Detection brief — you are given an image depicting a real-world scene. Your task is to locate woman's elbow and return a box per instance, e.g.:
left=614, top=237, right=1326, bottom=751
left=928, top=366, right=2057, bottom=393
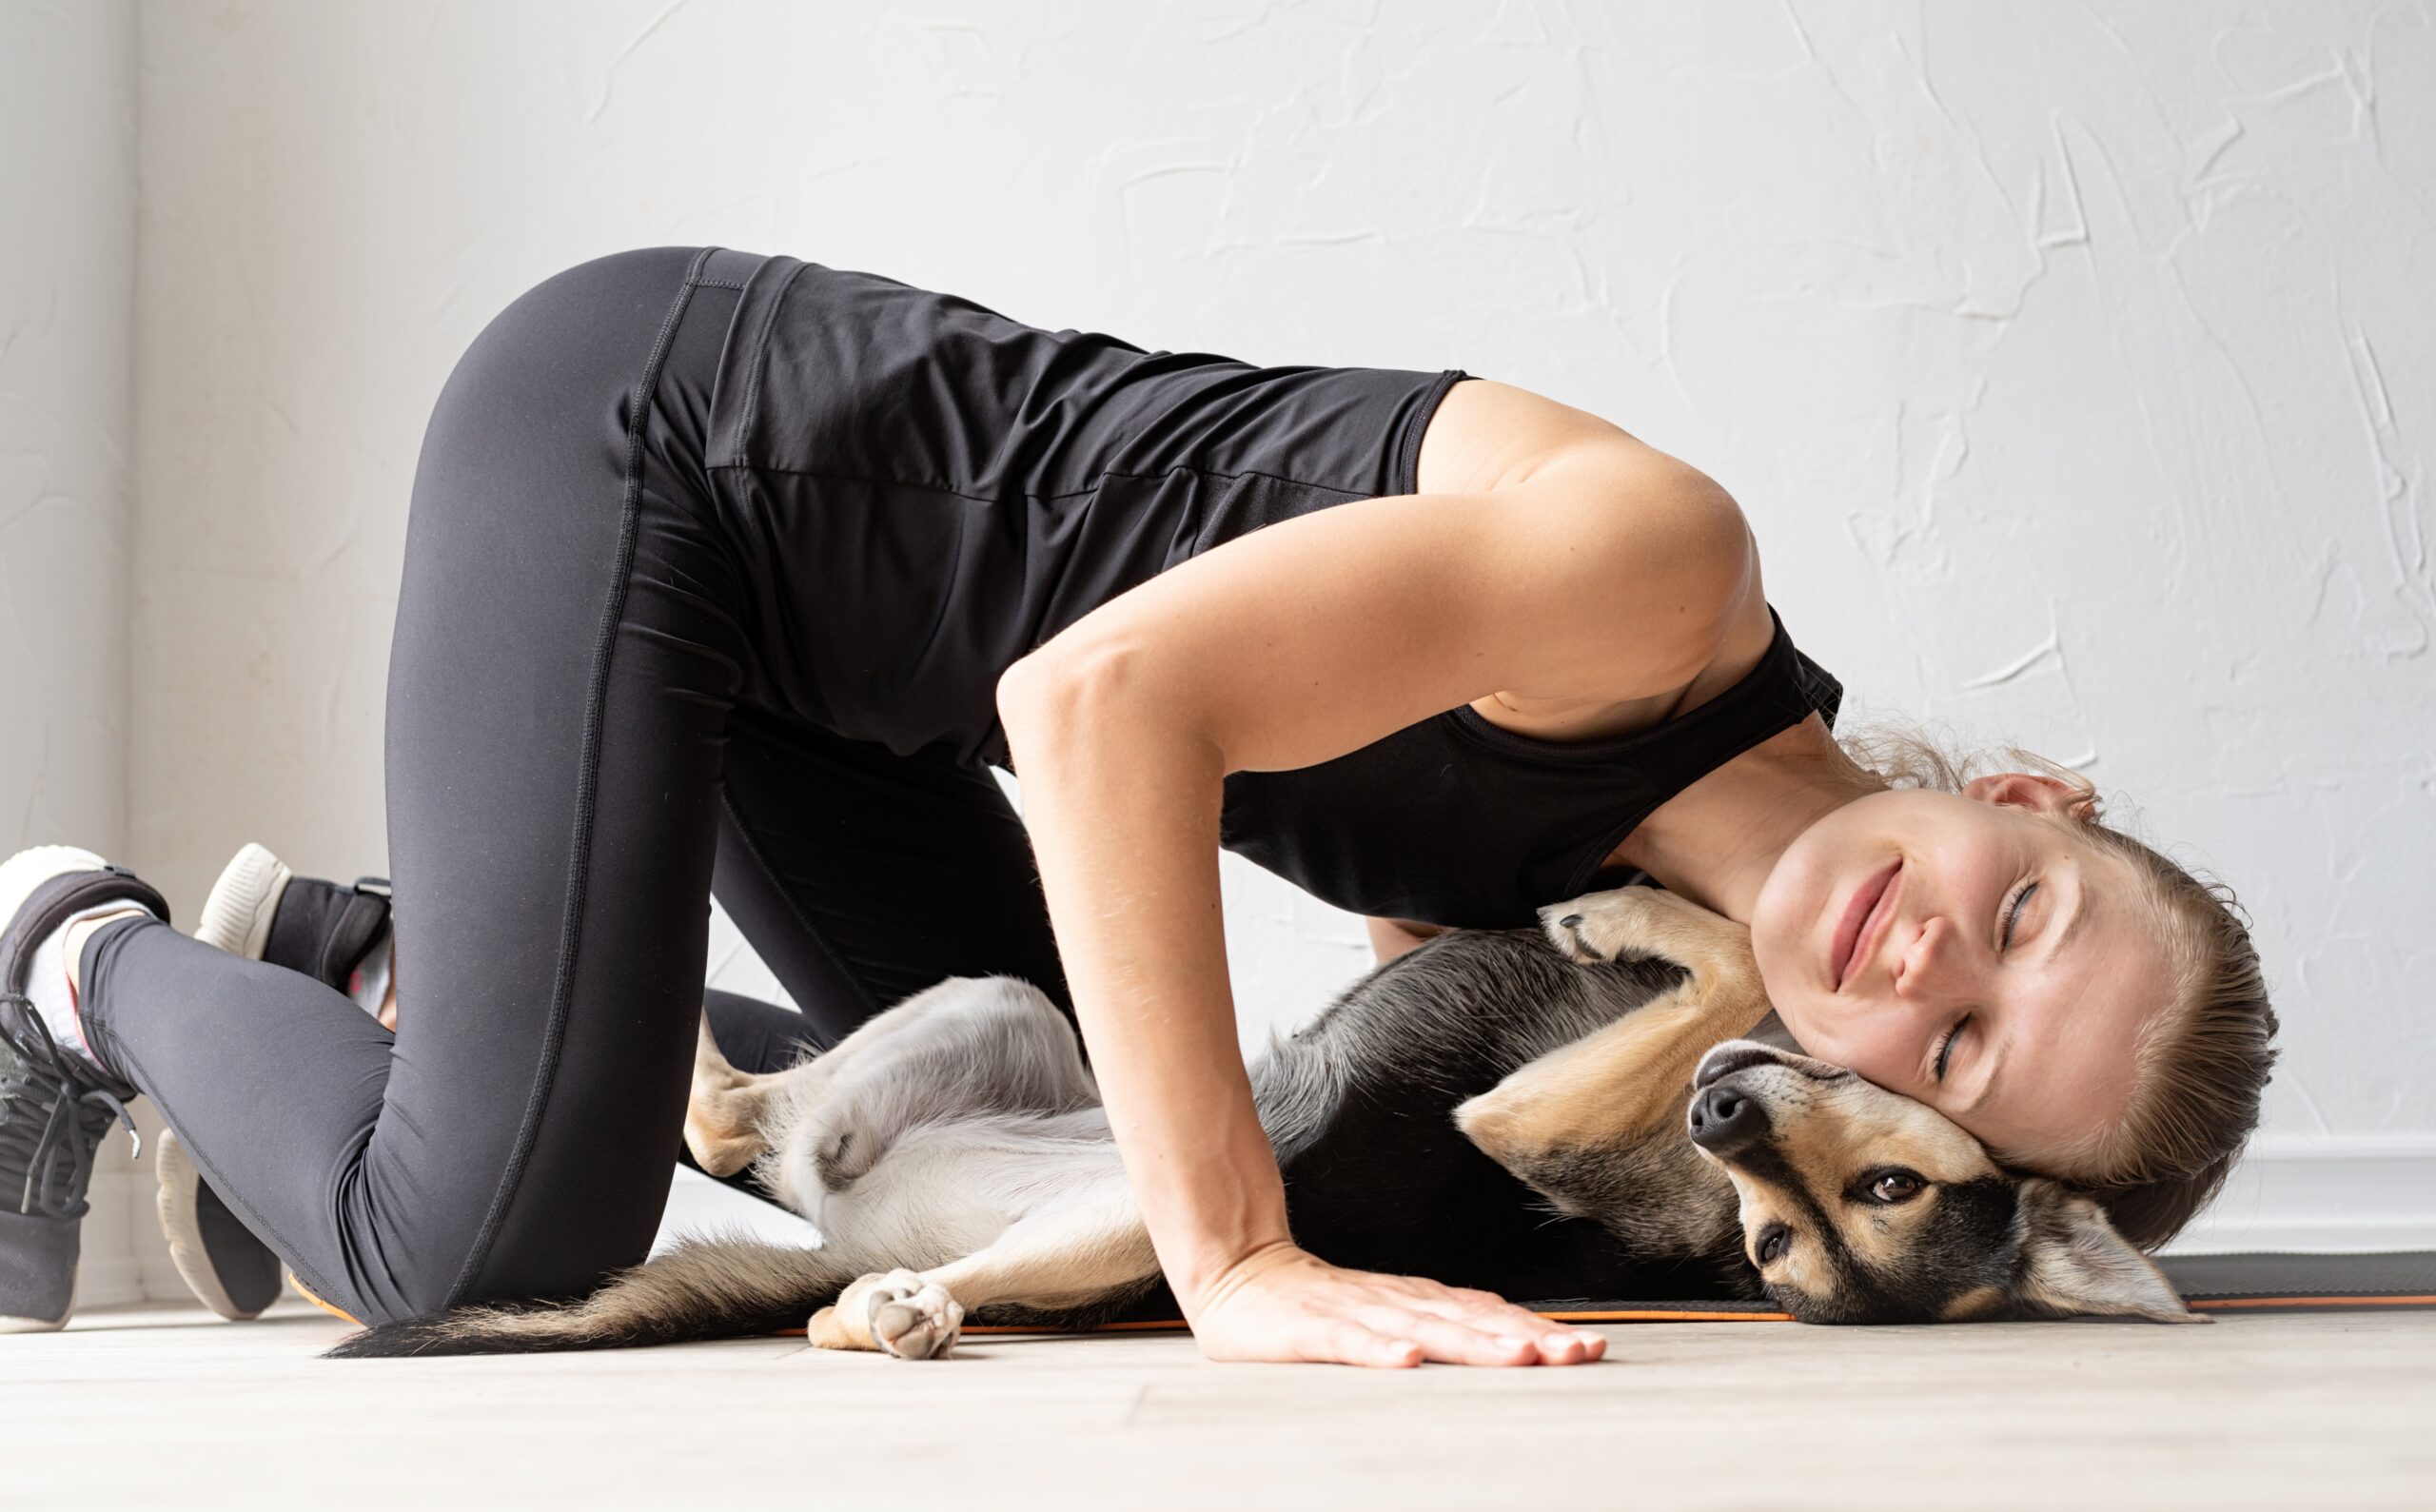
left=997, top=638, right=1220, bottom=772
left=1000, top=635, right=1148, bottom=725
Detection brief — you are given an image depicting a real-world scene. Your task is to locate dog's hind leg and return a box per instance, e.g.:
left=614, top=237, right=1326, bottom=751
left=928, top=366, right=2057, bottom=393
left=763, top=978, right=1100, bottom=1217
left=686, top=1013, right=798, bottom=1176
left=807, top=1178, right=1154, bottom=1361
left=1455, top=885, right=1772, bottom=1167
left=691, top=974, right=1096, bottom=1184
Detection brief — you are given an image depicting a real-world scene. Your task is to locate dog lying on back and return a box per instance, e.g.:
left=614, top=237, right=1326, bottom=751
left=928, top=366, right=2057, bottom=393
left=331, top=887, right=2194, bottom=1358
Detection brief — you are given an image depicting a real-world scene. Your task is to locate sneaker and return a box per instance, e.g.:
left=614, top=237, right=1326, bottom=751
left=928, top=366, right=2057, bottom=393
left=195, top=842, right=392, bottom=995
left=153, top=1124, right=282, bottom=1322
left=158, top=843, right=393, bottom=1321
left=0, top=846, right=166, bottom=1332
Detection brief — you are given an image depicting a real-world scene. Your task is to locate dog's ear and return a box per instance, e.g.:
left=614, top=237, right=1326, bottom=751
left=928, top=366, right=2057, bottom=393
left=2010, top=1179, right=2207, bottom=1324
left=685, top=1013, right=781, bottom=1178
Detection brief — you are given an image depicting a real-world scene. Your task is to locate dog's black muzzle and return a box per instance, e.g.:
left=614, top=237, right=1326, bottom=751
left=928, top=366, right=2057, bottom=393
left=1687, top=1040, right=1853, bottom=1160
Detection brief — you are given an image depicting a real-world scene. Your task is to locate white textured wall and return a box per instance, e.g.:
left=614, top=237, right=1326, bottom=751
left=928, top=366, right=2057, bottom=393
left=83, top=0, right=2436, bottom=1254
left=2, top=0, right=135, bottom=862
left=1, top=0, right=144, bottom=1305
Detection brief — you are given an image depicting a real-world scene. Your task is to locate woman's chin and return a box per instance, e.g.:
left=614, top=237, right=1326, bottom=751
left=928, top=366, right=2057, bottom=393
left=1758, top=977, right=1831, bottom=1053
left=1748, top=863, right=1822, bottom=1002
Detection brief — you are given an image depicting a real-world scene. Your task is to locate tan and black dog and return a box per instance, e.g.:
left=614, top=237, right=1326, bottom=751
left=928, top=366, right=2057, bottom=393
left=330, top=887, right=2195, bottom=1358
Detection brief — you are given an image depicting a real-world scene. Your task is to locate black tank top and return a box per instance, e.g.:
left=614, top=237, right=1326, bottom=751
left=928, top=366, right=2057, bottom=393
left=1216, top=605, right=1842, bottom=928
left=708, top=256, right=1846, bottom=930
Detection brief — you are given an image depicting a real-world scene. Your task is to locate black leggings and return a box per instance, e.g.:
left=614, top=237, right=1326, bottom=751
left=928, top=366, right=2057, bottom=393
left=81, top=247, right=1071, bottom=1325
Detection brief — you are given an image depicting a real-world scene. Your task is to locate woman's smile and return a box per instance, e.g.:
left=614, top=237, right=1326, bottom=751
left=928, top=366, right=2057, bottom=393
left=1830, top=857, right=1903, bottom=992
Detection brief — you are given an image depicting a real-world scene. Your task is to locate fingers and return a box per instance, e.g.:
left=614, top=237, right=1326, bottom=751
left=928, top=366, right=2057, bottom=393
left=1387, top=1282, right=1609, bottom=1365
left=1324, top=1306, right=1607, bottom=1368
left=1187, top=1248, right=1612, bottom=1368
left=1364, top=1310, right=1539, bottom=1367
left=1400, top=1309, right=1606, bottom=1365
left=1305, top=1322, right=1424, bottom=1369
left=1342, top=1281, right=1607, bottom=1366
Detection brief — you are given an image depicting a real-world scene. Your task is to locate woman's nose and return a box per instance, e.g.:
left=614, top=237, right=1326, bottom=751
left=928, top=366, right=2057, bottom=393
left=1891, top=914, right=1973, bottom=1003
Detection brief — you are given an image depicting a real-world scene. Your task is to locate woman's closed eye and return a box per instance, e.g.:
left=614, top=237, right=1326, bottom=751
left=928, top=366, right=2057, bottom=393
left=1934, top=1014, right=1969, bottom=1082
left=1999, top=879, right=2039, bottom=951
left=1934, top=881, right=2034, bottom=1085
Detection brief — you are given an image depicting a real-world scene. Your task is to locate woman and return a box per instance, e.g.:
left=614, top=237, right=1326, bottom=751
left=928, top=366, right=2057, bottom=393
left=0, top=245, right=2274, bottom=1364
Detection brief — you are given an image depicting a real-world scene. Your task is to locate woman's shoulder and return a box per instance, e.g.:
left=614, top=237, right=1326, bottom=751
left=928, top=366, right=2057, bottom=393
left=1414, top=377, right=1668, bottom=497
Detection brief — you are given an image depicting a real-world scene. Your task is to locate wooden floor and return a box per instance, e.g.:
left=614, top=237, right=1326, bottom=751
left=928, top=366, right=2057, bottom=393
left=12, top=1302, right=2431, bottom=1510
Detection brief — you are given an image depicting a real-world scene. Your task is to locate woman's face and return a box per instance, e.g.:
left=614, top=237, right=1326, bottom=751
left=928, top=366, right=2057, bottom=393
left=1748, top=774, right=2176, bottom=1174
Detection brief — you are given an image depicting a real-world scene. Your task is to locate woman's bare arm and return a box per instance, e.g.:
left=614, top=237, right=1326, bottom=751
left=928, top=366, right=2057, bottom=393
left=995, top=438, right=1759, bottom=1367
left=1365, top=915, right=1444, bottom=966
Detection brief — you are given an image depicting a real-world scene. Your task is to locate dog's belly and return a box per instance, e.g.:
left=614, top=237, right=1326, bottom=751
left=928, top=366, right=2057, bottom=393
left=815, top=1124, right=1110, bottom=1270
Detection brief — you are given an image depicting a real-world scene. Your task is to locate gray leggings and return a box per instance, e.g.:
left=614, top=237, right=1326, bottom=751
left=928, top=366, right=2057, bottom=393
left=81, top=248, right=1071, bottom=1324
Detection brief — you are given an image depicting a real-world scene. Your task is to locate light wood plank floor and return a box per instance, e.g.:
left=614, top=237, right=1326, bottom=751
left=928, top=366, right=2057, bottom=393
left=10, top=1302, right=2429, bottom=1510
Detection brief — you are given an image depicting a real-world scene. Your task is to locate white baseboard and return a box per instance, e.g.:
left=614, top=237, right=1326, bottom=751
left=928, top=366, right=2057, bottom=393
left=2162, top=1135, right=2436, bottom=1254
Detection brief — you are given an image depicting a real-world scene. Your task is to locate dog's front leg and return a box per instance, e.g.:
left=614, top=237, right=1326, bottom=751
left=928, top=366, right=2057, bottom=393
left=1456, top=886, right=1772, bottom=1167
left=806, top=1191, right=1157, bottom=1362
left=805, top=1269, right=969, bottom=1360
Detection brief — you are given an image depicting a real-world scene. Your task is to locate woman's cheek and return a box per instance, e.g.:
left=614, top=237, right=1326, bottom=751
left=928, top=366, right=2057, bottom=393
left=1765, top=980, right=1840, bottom=1060
left=1751, top=938, right=1873, bottom=1070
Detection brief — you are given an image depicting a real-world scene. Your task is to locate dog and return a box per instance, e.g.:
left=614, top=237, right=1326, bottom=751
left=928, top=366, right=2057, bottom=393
left=329, top=886, right=2195, bottom=1358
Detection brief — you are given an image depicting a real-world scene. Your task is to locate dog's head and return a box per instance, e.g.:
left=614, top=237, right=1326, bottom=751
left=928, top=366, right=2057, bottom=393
left=1687, top=1040, right=2200, bottom=1325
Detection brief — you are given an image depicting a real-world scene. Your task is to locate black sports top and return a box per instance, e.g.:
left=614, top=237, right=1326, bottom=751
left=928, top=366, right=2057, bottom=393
left=706, top=255, right=1847, bottom=931
left=1216, top=605, right=1842, bottom=928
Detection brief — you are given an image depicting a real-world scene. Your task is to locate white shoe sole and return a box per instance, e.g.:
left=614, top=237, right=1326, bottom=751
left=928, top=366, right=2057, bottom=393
left=195, top=842, right=293, bottom=961
left=0, top=844, right=115, bottom=936
left=0, top=1278, right=75, bottom=1334
left=155, top=1129, right=267, bottom=1322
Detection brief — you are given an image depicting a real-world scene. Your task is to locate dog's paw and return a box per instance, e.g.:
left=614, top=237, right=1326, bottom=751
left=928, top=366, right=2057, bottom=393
left=866, top=1274, right=963, bottom=1361
left=1541, top=885, right=1688, bottom=965
left=819, top=1269, right=963, bottom=1361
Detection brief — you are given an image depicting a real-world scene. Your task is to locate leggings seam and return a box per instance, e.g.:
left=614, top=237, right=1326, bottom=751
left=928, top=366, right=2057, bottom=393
left=442, top=245, right=723, bottom=1309
left=727, top=258, right=808, bottom=463
left=717, top=790, right=881, bottom=1029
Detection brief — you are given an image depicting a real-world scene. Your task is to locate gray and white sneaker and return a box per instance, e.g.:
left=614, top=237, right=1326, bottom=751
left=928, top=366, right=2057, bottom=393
left=156, top=843, right=393, bottom=1321
left=152, top=1124, right=282, bottom=1322
left=195, top=842, right=391, bottom=999
left=0, top=846, right=166, bottom=1332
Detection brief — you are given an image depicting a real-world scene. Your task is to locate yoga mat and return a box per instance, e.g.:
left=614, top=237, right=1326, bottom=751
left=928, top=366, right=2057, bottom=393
left=952, top=1251, right=2436, bottom=1335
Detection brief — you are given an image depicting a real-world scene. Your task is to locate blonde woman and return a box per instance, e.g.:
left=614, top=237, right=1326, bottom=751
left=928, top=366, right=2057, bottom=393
left=2, top=246, right=2272, bottom=1362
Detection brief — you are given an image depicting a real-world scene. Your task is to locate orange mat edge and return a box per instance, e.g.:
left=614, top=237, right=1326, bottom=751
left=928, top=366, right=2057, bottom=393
left=790, top=1295, right=2436, bottom=1337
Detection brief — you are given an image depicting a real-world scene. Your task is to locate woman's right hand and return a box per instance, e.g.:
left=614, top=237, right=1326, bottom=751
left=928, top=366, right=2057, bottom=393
left=1184, top=1241, right=1607, bottom=1368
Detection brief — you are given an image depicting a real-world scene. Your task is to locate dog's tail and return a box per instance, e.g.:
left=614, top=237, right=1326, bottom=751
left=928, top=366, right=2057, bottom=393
left=324, top=1236, right=856, bottom=1358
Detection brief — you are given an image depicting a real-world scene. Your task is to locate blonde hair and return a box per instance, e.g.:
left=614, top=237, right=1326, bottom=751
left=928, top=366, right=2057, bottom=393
left=1836, top=720, right=2279, bottom=1250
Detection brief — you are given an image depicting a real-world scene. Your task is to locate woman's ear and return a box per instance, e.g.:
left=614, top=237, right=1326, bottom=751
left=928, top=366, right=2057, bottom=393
left=1962, top=771, right=2092, bottom=818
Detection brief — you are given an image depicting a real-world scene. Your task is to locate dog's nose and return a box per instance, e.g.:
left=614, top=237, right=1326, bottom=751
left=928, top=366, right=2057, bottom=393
left=1687, top=1082, right=1770, bottom=1156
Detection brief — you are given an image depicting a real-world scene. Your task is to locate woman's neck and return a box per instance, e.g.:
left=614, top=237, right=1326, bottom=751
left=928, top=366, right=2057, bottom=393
left=1606, top=714, right=1885, bottom=924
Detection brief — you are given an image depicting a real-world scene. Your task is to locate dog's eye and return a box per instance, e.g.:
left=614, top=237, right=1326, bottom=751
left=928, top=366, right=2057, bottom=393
left=1869, top=1172, right=1924, bottom=1204
left=1755, top=1224, right=1791, bottom=1266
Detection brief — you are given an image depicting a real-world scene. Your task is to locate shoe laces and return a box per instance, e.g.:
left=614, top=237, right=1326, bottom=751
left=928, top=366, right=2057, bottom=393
left=0, top=993, right=141, bottom=1221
